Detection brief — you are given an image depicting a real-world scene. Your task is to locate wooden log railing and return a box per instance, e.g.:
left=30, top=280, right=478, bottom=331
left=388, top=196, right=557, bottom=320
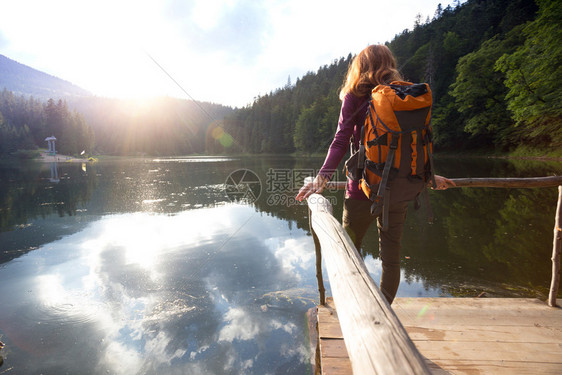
left=550, top=186, right=562, bottom=307
left=321, top=175, right=562, bottom=191
left=309, top=175, right=562, bottom=307
left=307, top=194, right=431, bottom=375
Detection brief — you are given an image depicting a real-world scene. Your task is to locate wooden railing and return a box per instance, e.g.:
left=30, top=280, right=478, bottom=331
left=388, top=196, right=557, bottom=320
left=307, top=175, right=561, bottom=373
left=307, top=194, right=431, bottom=374
left=310, top=175, right=562, bottom=307
left=321, top=176, right=562, bottom=190
left=550, top=185, right=562, bottom=307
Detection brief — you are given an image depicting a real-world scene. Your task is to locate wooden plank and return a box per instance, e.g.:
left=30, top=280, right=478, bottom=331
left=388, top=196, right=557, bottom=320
left=318, top=321, right=344, bottom=339
left=399, top=312, right=562, bottom=327
left=405, top=324, right=562, bottom=343
left=317, top=302, right=339, bottom=322
left=396, top=297, right=551, bottom=310
left=308, top=194, right=431, bottom=375
left=317, top=299, right=343, bottom=339
left=321, top=357, right=353, bottom=375
left=317, top=307, right=340, bottom=335
left=317, top=299, right=351, bottom=374
left=422, top=360, right=562, bottom=375
left=413, top=341, right=562, bottom=363
left=394, top=298, right=562, bottom=327
left=320, top=338, right=349, bottom=358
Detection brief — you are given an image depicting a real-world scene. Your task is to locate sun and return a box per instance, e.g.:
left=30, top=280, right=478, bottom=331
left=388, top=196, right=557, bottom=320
left=82, top=47, right=180, bottom=100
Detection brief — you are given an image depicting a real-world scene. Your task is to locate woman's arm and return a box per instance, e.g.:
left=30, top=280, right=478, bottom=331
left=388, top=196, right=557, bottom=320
left=296, top=94, right=363, bottom=202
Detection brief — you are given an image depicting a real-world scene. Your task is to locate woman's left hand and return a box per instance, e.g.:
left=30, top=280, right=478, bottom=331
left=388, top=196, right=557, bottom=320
left=296, top=175, right=328, bottom=202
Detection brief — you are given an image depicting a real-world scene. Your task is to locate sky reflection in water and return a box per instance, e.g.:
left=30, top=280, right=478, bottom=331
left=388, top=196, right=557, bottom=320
left=0, top=205, right=319, bottom=374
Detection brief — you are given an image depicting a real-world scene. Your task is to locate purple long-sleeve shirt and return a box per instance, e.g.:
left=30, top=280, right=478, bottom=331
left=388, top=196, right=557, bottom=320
left=318, top=92, right=370, bottom=200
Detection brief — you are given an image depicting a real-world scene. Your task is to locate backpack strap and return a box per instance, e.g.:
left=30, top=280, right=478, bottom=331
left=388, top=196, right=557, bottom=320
left=425, top=126, right=437, bottom=188
left=410, top=130, right=418, bottom=177
left=357, top=125, right=366, bottom=172
left=370, top=133, right=400, bottom=231
left=345, top=120, right=367, bottom=180
left=367, top=101, right=383, bottom=164
left=381, top=185, right=392, bottom=231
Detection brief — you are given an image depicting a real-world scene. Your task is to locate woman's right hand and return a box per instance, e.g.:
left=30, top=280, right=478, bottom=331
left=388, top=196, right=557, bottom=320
left=432, top=175, right=456, bottom=190
left=296, top=175, right=328, bottom=202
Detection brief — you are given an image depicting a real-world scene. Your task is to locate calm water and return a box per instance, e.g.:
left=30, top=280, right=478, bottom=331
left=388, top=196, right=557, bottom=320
left=0, top=156, right=561, bottom=374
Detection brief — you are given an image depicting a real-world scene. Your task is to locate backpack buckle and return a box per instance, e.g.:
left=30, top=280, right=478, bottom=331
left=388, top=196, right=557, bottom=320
left=370, top=197, right=383, bottom=216
left=389, top=134, right=400, bottom=150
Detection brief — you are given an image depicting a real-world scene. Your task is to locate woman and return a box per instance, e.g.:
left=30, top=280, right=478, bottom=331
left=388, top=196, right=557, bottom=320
left=296, top=44, right=454, bottom=304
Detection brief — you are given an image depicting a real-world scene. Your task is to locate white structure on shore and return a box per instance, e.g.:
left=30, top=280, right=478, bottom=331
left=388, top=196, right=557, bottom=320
left=45, top=136, right=57, bottom=156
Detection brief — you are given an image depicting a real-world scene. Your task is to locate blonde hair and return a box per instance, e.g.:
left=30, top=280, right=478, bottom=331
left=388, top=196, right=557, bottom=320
left=339, top=44, right=402, bottom=100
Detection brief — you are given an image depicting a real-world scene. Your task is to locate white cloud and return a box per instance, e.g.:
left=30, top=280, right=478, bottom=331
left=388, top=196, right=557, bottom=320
left=364, top=255, right=383, bottom=279
left=270, top=237, right=314, bottom=279
left=218, top=307, right=260, bottom=342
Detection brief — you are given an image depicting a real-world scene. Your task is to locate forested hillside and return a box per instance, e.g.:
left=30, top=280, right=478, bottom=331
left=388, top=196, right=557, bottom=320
left=212, top=59, right=351, bottom=154
left=0, top=89, right=93, bottom=156
left=0, top=89, right=233, bottom=157
left=220, top=0, right=560, bottom=156
left=70, top=97, right=233, bottom=155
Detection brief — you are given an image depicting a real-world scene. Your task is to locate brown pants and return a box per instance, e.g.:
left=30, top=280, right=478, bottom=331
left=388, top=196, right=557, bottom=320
left=342, top=197, right=409, bottom=305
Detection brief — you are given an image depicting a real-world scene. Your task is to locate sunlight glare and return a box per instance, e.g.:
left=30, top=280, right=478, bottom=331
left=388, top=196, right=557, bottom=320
left=125, top=231, right=161, bottom=271
left=37, top=274, right=67, bottom=305
left=84, top=208, right=245, bottom=278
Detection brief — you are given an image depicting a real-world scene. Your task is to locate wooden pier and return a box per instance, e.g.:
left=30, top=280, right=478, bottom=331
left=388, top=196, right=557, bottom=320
left=306, top=181, right=562, bottom=375
left=316, top=296, right=562, bottom=374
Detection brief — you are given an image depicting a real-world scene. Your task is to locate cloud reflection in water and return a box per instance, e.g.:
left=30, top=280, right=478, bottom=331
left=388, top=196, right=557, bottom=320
left=0, top=204, right=315, bottom=374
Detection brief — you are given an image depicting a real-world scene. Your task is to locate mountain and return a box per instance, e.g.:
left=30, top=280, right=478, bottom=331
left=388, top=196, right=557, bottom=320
left=0, top=54, right=91, bottom=99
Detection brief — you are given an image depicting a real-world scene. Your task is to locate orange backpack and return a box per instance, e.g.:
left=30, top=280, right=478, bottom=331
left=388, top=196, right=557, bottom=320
left=347, top=81, right=436, bottom=230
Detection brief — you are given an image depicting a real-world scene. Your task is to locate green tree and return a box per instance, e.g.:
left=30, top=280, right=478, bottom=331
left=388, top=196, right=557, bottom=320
left=450, top=27, right=524, bottom=150
left=495, top=0, right=562, bottom=149
left=294, top=103, right=322, bottom=153
left=391, top=0, right=537, bottom=151
left=293, top=95, right=340, bottom=154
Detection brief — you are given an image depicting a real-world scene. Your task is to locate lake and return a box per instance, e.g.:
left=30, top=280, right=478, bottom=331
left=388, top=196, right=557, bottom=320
left=0, top=156, right=561, bottom=374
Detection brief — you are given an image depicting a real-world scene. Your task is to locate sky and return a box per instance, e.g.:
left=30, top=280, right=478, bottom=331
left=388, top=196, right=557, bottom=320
left=0, top=0, right=457, bottom=108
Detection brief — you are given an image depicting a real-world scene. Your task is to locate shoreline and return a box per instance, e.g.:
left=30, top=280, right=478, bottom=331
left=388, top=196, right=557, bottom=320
left=31, top=152, right=562, bottom=163
left=38, top=152, right=90, bottom=163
